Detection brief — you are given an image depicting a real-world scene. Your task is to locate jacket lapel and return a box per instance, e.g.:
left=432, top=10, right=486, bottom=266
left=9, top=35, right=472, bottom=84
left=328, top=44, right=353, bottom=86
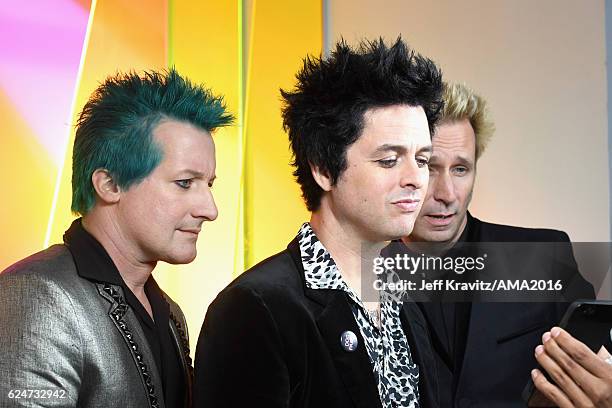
left=453, top=302, right=496, bottom=399
left=168, top=311, right=193, bottom=408
left=288, top=238, right=383, bottom=408
left=97, top=283, right=166, bottom=408
left=312, top=289, right=383, bottom=408
left=418, top=302, right=454, bottom=368
left=401, top=303, right=439, bottom=408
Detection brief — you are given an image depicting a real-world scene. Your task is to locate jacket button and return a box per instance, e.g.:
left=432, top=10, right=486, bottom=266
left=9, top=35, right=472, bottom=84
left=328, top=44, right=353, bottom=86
left=340, top=330, right=358, bottom=352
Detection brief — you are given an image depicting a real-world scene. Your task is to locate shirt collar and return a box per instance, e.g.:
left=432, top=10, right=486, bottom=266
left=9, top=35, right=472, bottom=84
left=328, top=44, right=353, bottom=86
left=297, top=222, right=376, bottom=312
left=298, top=222, right=347, bottom=290
left=63, top=218, right=160, bottom=291
left=63, top=218, right=167, bottom=327
left=462, top=211, right=476, bottom=242
left=64, top=218, right=125, bottom=285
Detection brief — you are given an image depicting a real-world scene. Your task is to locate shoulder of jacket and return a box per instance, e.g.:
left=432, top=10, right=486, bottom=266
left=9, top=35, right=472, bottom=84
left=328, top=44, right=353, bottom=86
left=474, top=216, right=569, bottom=242
left=0, top=245, right=84, bottom=294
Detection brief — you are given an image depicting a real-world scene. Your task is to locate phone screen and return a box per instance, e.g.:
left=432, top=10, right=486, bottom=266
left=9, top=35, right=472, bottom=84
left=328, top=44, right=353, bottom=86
left=561, top=302, right=612, bottom=353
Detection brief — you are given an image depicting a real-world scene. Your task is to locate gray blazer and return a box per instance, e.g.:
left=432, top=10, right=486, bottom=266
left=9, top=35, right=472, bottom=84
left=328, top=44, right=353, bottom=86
left=0, top=245, right=192, bottom=408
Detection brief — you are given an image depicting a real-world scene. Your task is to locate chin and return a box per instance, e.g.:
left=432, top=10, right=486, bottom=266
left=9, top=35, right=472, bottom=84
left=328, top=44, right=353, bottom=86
left=384, top=223, right=415, bottom=241
left=423, top=231, right=454, bottom=244
left=399, top=218, right=417, bottom=236
left=164, top=249, right=197, bottom=265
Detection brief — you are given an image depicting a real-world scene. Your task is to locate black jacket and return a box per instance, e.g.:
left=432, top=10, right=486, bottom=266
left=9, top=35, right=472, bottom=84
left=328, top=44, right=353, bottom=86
left=194, top=236, right=439, bottom=407
left=419, top=213, right=594, bottom=407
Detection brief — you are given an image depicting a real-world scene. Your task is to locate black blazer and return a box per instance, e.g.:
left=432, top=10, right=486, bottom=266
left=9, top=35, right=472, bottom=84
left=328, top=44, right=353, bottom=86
left=419, top=213, right=594, bottom=407
left=194, top=236, right=439, bottom=407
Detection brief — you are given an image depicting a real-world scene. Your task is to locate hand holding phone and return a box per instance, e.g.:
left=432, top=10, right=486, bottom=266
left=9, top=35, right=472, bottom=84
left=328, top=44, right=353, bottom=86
left=523, top=301, right=612, bottom=407
left=531, top=328, right=612, bottom=407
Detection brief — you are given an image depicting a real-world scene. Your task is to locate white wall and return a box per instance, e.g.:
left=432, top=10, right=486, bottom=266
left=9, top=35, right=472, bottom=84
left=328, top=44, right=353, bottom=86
left=328, top=0, right=609, bottom=242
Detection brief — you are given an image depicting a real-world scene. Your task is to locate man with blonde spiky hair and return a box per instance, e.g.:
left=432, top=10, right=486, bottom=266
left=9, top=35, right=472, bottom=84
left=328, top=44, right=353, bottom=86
left=407, top=83, right=495, bottom=246
left=401, top=83, right=594, bottom=406
left=438, top=83, right=495, bottom=158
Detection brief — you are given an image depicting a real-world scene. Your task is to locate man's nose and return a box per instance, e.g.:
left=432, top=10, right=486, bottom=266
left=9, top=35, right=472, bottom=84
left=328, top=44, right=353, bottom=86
left=399, top=159, right=426, bottom=190
left=193, top=188, right=218, bottom=221
left=432, top=172, right=456, bottom=204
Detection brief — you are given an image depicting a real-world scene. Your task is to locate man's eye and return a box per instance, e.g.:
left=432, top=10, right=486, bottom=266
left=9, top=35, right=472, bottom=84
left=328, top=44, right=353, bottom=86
left=377, top=157, right=398, bottom=168
left=416, top=157, right=430, bottom=168
left=175, top=179, right=193, bottom=189
left=453, top=166, right=468, bottom=176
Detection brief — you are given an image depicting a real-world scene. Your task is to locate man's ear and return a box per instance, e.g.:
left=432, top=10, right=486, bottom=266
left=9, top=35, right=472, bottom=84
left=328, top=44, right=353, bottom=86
left=91, top=169, right=120, bottom=205
left=310, top=163, right=333, bottom=192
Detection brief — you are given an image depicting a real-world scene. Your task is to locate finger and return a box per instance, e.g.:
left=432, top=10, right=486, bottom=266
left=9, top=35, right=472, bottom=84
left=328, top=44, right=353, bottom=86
left=535, top=343, right=593, bottom=407
left=541, top=332, right=601, bottom=399
left=597, top=346, right=611, bottom=361
left=551, top=327, right=611, bottom=378
left=532, top=368, right=575, bottom=408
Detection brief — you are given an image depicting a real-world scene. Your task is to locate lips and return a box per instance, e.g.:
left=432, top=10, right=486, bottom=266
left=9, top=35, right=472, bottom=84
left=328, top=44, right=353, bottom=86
left=424, top=213, right=455, bottom=227
left=392, top=199, right=421, bottom=212
left=178, top=228, right=201, bottom=236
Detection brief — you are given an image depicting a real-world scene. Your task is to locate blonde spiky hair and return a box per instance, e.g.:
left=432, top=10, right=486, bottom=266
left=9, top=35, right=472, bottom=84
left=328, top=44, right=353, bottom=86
left=440, top=83, right=495, bottom=160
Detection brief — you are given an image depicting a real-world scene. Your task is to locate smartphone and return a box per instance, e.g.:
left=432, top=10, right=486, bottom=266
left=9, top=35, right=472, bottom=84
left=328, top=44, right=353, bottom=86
left=522, top=300, right=612, bottom=407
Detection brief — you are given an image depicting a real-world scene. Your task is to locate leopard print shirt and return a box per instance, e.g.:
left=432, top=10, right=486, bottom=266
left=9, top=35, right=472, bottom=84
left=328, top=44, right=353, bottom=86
left=298, top=223, right=420, bottom=408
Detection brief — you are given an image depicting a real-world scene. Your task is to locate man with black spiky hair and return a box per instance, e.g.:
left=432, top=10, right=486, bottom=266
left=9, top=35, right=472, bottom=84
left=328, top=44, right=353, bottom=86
left=194, top=38, right=443, bottom=408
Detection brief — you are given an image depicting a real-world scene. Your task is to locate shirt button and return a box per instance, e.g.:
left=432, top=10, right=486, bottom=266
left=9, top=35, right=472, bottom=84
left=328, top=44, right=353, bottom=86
left=340, top=330, right=358, bottom=352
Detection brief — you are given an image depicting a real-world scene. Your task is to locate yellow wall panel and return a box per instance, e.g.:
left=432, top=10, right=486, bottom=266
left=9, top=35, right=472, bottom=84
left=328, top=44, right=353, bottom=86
left=0, top=1, right=91, bottom=270
left=0, top=91, right=55, bottom=269
left=244, top=0, right=322, bottom=267
left=161, top=0, right=243, bottom=355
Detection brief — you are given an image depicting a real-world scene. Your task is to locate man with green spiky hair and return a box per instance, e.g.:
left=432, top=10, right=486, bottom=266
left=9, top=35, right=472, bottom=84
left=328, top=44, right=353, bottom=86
left=0, top=69, right=233, bottom=408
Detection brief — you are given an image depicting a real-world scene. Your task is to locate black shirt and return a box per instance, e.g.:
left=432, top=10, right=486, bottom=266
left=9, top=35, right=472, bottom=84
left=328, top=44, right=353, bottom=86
left=389, top=217, right=475, bottom=406
left=63, top=219, right=185, bottom=407
left=434, top=218, right=474, bottom=373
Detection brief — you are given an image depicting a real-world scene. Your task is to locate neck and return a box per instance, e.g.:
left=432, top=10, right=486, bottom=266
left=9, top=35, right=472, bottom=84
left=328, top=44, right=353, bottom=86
left=402, top=237, right=454, bottom=256
left=82, top=211, right=155, bottom=297
left=310, top=211, right=385, bottom=298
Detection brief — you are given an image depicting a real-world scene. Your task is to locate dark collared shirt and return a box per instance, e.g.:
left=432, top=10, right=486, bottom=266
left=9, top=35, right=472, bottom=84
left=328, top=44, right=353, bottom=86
left=400, top=216, right=474, bottom=405
left=63, top=219, right=185, bottom=408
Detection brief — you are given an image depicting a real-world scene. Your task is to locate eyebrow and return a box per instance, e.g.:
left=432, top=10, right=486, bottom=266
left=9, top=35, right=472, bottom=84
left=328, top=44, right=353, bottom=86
left=429, top=155, right=474, bottom=167
left=455, top=156, right=473, bottom=166
left=373, top=144, right=433, bottom=155
left=178, top=169, right=216, bottom=181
